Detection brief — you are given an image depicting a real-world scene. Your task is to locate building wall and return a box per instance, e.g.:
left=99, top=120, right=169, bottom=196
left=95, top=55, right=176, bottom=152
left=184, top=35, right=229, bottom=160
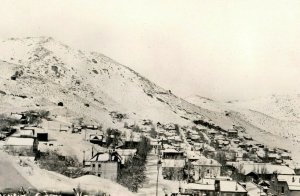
left=90, top=161, right=118, bottom=181
left=184, top=189, right=215, bottom=196
left=193, top=165, right=221, bottom=181
left=290, top=191, right=300, bottom=196
left=220, top=192, right=247, bottom=196
left=271, top=180, right=300, bottom=196
left=4, top=145, right=35, bottom=156
left=270, top=179, right=290, bottom=195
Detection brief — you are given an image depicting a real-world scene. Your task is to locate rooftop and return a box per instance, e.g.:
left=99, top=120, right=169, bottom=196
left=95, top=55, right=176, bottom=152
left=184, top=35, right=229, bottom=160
left=5, top=137, right=34, bottom=146
left=89, top=152, right=110, bottom=162
left=186, top=150, right=201, bottom=160
left=115, top=149, right=137, bottom=156
left=220, top=181, right=247, bottom=193
left=278, top=175, right=300, bottom=191
left=245, top=182, right=267, bottom=196
left=162, top=148, right=182, bottom=154
left=227, top=162, right=295, bottom=175
left=182, top=183, right=215, bottom=191
left=192, top=156, right=221, bottom=167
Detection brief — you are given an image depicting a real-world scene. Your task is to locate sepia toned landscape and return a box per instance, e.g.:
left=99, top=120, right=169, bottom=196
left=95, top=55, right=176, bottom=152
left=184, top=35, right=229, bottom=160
left=1, top=1, right=300, bottom=196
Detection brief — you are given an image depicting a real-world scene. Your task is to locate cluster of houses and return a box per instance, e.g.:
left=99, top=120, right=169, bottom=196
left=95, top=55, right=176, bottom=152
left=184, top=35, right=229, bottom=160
left=146, top=121, right=300, bottom=196
left=2, top=125, right=45, bottom=156
left=83, top=128, right=143, bottom=181
left=2, top=111, right=300, bottom=196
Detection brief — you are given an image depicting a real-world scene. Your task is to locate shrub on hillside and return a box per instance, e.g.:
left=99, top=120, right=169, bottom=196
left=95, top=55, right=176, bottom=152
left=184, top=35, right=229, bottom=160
left=23, top=110, right=51, bottom=125
left=38, top=150, right=84, bottom=178
left=0, top=114, right=21, bottom=132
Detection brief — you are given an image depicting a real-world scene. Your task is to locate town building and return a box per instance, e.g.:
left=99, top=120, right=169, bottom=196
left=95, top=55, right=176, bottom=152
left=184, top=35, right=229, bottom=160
left=186, top=150, right=202, bottom=162
left=227, top=129, right=238, bottom=138
left=89, top=133, right=104, bottom=145
left=4, top=137, right=38, bottom=156
left=19, top=129, right=35, bottom=138
left=115, top=149, right=137, bottom=164
left=191, top=156, right=221, bottom=181
left=181, top=182, right=215, bottom=196
left=217, top=180, right=248, bottom=196
left=162, top=159, right=186, bottom=180
left=245, top=182, right=267, bottom=196
left=161, top=149, right=184, bottom=159
left=271, top=174, right=300, bottom=196
left=84, top=151, right=121, bottom=181
left=227, top=162, right=295, bottom=181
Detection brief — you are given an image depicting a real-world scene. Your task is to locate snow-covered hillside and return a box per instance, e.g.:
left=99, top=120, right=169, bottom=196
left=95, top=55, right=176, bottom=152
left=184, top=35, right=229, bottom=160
left=188, top=94, right=300, bottom=164
left=0, top=37, right=217, bottom=128
left=2, top=37, right=299, bottom=163
left=232, top=94, right=300, bottom=122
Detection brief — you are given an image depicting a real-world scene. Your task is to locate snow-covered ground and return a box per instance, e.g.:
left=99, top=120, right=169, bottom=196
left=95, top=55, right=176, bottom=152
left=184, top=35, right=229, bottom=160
left=138, top=150, right=181, bottom=196
left=1, top=150, right=135, bottom=196
left=1, top=36, right=300, bottom=194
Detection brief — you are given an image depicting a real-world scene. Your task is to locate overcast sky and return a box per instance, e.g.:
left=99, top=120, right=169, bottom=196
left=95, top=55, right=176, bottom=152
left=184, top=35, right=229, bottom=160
left=1, top=0, right=300, bottom=101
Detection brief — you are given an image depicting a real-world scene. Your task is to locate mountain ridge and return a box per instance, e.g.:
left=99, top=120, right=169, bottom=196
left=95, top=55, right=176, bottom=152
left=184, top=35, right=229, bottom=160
left=0, top=36, right=218, bottom=129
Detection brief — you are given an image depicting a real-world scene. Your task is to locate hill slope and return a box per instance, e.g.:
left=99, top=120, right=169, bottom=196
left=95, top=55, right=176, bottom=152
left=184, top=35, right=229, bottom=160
left=232, top=94, right=300, bottom=122
left=0, top=37, right=218, bottom=128
left=188, top=94, right=300, bottom=164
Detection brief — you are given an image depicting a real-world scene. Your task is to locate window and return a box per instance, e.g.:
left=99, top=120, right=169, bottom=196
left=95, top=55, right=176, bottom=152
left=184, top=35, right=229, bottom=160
left=98, top=173, right=101, bottom=177
left=98, top=164, right=101, bottom=168
left=92, top=164, right=95, bottom=167
left=281, top=186, right=284, bottom=193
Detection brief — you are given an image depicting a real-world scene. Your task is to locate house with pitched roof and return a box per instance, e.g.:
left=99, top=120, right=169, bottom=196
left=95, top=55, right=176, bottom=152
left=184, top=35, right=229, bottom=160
left=192, top=156, right=221, bottom=181
left=227, top=161, right=295, bottom=181
left=271, top=174, right=300, bottom=196
left=84, top=151, right=121, bottom=181
left=216, top=180, right=248, bottom=196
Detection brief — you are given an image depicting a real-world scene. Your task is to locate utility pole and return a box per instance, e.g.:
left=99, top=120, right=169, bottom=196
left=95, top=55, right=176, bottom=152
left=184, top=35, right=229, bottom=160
left=156, top=161, right=159, bottom=196
left=156, top=155, right=161, bottom=196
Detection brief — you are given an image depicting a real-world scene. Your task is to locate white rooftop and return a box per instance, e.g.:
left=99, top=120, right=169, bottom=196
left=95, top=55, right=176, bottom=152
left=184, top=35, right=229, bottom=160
left=115, top=149, right=137, bottom=156
left=90, top=153, right=110, bottom=162
left=186, top=150, right=201, bottom=160
left=246, top=182, right=267, bottom=196
left=228, top=162, right=295, bottom=175
left=5, top=137, right=34, bottom=146
left=278, top=175, right=300, bottom=191
left=220, top=181, right=247, bottom=193
left=182, top=183, right=215, bottom=191
left=192, top=156, right=221, bottom=167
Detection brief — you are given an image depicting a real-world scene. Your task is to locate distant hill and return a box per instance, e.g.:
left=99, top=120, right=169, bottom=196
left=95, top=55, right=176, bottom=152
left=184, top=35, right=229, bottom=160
left=0, top=37, right=231, bottom=129
left=231, top=94, right=300, bottom=122
left=1, top=37, right=300, bottom=164
left=188, top=94, right=300, bottom=164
